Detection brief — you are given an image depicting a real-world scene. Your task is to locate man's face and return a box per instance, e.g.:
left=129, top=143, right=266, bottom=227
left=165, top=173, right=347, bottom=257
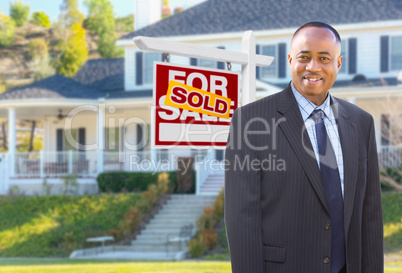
left=288, top=27, right=342, bottom=106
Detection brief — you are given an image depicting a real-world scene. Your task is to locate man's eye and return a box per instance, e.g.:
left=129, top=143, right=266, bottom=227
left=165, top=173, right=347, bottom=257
left=321, top=57, right=330, bottom=61
left=298, top=56, right=308, bottom=60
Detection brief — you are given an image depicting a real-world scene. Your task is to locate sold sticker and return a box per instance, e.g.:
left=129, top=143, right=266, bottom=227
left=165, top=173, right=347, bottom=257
left=164, top=80, right=231, bottom=119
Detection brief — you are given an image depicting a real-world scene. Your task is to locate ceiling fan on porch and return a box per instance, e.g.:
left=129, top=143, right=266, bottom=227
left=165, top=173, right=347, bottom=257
left=57, top=109, right=68, bottom=120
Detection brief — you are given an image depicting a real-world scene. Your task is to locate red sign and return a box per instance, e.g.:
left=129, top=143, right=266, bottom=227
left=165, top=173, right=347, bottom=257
left=152, top=62, right=239, bottom=149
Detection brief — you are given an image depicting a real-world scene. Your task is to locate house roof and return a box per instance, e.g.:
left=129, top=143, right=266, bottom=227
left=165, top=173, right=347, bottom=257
left=0, top=63, right=152, bottom=101
left=120, top=0, right=402, bottom=40
left=73, top=58, right=124, bottom=92
left=0, top=74, right=104, bottom=100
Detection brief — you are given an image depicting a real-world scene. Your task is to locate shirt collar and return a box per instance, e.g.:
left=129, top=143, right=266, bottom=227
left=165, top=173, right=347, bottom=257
left=290, top=81, right=334, bottom=124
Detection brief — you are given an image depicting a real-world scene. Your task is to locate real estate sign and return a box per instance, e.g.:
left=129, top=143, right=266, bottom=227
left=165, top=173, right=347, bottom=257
left=152, top=62, right=239, bottom=149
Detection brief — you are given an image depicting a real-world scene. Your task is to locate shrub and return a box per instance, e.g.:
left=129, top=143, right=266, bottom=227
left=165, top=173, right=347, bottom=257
left=31, top=11, right=51, bottom=27
left=188, top=236, right=206, bottom=258
left=28, top=38, right=48, bottom=60
left=201, top=228, right=218, bottom=251
left=189, top=189, right=225, bottom=257
left=10, top=1, right=30, bottom=27
left=97, top=171, right=176, bottom=193
left=0, top=11, right=16, bottom=47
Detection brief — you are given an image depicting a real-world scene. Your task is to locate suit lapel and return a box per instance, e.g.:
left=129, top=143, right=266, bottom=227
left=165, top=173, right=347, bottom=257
left=277, top=85, right=329, bottom=213
left=331, top=98, right=359, bottom=240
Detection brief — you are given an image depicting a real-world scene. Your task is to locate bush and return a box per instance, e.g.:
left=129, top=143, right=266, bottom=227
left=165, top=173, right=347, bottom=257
left=31, top=11, right=51, bottom=27
left=0, top=11, right=16, bottom=47
left=10, top=1, right=30, bottom=27
left=97, top=171, right=176, bottom=193
left=28, top=38, right=48, bottom=60
left=188, top=236, right=206, bottom=258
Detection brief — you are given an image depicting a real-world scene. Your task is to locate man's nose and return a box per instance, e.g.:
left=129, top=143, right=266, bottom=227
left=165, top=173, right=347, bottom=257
left=306, top=58, right=321, bottom=71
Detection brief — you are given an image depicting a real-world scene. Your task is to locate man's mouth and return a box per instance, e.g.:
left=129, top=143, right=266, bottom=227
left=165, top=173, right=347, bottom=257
left=303, top=76, right=323, bottom=83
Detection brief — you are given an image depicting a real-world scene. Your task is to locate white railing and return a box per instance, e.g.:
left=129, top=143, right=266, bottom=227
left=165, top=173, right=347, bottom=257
left=14, top=151, right=98, bottom=178
left=195, top=149, right=216, bottom=195
left=9, top=149, right=213, bottom=179
left=379, top=146, right=402, bottom=168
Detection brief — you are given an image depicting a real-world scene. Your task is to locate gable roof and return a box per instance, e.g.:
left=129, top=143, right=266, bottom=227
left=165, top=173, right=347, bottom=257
left=0, top=74, right=104, bottom=100
left=120, top=0, right=402, bottom=40
left=73, top=58, right=124, bottom=92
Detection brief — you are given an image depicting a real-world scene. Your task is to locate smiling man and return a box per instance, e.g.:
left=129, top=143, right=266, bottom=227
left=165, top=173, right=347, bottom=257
left=225, top=22, right=384, bottom=273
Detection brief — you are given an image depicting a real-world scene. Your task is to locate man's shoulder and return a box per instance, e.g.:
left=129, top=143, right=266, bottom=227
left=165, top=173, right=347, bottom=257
left=332, top=96, right=374, bottom=124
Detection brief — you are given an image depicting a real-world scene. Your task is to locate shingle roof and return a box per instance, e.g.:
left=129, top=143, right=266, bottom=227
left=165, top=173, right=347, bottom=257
left=73, top=58, right=124, bottom=92
left=120, top=0, right=402, bottom=40
left=0, top=74, right=104, bottom=100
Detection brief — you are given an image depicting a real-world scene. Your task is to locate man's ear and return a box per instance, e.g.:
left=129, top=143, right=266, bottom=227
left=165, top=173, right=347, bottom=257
left=288, top=53, right=292, bottom=65
left=337, top=55, right=343, bottom=72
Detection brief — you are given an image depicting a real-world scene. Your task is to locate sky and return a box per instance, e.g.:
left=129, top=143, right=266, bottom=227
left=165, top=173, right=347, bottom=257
left=0, top=0, right=206, bottom=20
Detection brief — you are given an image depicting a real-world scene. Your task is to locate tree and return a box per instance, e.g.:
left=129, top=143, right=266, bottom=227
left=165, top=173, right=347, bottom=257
left=379, top=87, right=402, bottom=192
left=27, top=56, right=55, bottom=80
left=10, top=1, right=30, bottom=27
left=0, top=11, right=16, bottom=47
left=115, top=14, right=134, bottom=33
left=85, top=0, right=123, bottom=58
left=28, top=38, right=48, bottom=59
left=30, top=11, right=51, bottom=28
left=56, top=23, right=88, bottom=77
left=59, top=0, right=85, bottom=27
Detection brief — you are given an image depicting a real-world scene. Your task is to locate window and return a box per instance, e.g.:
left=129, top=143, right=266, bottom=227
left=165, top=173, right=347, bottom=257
left=261, top=45, right=277, bottom=79
left=57, top=128, right=85, bottom=152
left=198, top=59, right=216, bottom=69
left=64, top=129, right=78, bottom=151
left=391, top=36, right=402, bottom=71
left=339, top=40, right=347, bottom=74
left=144, top=53, right=160, bottom=84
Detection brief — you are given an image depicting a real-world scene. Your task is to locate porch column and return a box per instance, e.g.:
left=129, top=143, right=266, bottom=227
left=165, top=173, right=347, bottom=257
left=97, top=104, right=105, bottom=174
left=8, top=108, right=16, bottom=176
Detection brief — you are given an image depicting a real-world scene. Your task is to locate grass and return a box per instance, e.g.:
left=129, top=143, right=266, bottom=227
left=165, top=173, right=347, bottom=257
left=0, top=259, right=400, bottom=273
left=382, top=192, right=402, bottom=255
left=0, top=194, right=141, bottom=257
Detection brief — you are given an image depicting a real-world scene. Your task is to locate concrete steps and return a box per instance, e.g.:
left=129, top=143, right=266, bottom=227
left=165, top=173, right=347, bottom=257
left=199, top=174, right=225, bottom=195
left=130, top=194, right=216, bottom=254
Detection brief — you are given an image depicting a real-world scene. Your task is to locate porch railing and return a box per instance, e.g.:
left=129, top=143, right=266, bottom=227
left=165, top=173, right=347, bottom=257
left=14, top=151, right=97, bottom=178
left=11, top=149, right=209, bottom=178
left=379, top=146, right=402, bottom=168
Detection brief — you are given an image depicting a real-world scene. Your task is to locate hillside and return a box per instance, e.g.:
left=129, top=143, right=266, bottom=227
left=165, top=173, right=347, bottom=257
left=0, top=23, right=102, bottom=91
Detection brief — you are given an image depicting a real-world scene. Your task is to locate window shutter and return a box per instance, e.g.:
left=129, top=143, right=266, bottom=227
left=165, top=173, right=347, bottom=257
left=78, top=128, right=86, bottom=152
left=348, top=38, right=357, bottom=74
left=380, top=36, right=389, bottom=73
left=217, top=46, right=225, bottom=70
left=190, top=58, right=198, bottom=66
left=278, top=43, right=287, bottom=78
left=256, top=44, right=261, bottom=79
left=136, top=51, right=143, bottom=85
left=137, top=124, right=144, bottom=151
left=56, top=129, right=63, bottom=151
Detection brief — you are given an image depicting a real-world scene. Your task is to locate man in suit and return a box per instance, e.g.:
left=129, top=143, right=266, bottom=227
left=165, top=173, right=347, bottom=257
left=224, top=22, right=384, bottom=273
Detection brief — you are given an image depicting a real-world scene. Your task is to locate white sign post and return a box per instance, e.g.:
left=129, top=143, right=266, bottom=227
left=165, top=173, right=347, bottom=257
left=133, top=30, right=274, bottom=106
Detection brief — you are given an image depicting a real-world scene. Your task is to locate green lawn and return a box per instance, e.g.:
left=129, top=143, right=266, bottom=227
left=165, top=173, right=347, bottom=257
left=0, top=260, right=400, bottom=273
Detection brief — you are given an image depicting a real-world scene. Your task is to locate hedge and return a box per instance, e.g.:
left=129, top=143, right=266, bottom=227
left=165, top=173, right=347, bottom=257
left=97, top=170, right=195, bottom=194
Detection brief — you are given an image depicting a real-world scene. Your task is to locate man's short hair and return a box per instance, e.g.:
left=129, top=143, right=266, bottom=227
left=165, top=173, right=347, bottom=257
left=292, top=21, right=341, bottom=43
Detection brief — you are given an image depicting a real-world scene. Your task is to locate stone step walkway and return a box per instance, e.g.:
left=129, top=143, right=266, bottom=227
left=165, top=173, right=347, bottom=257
left=70, top=194, right=216, bottom=260
left=199, top=174, right=224, bottom=195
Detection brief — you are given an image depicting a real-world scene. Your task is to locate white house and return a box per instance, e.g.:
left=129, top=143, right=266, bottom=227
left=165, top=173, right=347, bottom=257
left=0, top=0, right=401, bottom=194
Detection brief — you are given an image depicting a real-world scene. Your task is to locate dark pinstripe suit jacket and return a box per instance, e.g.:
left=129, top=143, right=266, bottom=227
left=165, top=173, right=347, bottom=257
left=224, top=84, right=384, bottom=273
